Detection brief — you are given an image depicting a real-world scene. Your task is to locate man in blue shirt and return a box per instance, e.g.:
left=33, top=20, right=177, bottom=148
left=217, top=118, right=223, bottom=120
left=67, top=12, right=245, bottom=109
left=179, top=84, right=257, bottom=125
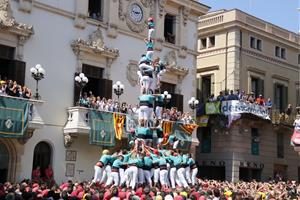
left=105, top=154, right=123, bottom=186
left=143, top=152, right=153, bottom=187
left=92, top=149, right=110, bottom=183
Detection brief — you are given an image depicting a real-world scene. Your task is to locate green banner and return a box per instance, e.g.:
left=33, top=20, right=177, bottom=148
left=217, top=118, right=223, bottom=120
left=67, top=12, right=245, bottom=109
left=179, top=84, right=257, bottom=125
left=172, top=123, right=192, bottom=151
left=0, top=96, right=29, bottom=138
left=89, top=110, right=115, bottom=147
left=205, top=102, right=221, bottom=114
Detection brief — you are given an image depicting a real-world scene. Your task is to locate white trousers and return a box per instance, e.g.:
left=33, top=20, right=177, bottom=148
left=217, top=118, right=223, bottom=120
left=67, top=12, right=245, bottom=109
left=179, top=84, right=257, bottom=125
left=148, top=28, right=155, bottom=41
left=153, top=168, right=160, bottom=184
left=185, top=166, right=192, bottom=184
left=119, top=168, right=125, bottom=186
left=143, top=170, right=152, bottom=186
left=139, top=106, right=149, bottom=121
left=127, top=166, right=138, bottom=189
left=124, top=168, right=130, bottom=187
left=92, top=165, right=103, bottom=183
left=191, top=167, right=198, bottom=186
left=155, top=106, right=162, bottom=120
left=159, top=169, right=168, bottom=186
left=100, top=165, right=111, bottom=184
left=106, top=171, right=119, bottom=186
left=138, top=168, right=144, bottom=184
left=170, top=167, right=182, bottom=188
left=177, top=167, right=189, bottom=188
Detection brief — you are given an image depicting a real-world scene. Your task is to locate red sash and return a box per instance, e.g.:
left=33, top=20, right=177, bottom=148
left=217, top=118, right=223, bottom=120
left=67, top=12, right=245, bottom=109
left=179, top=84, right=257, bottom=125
left=291, top=129, right=300, bottom=146
left=95, top=161, right=104, bottom=167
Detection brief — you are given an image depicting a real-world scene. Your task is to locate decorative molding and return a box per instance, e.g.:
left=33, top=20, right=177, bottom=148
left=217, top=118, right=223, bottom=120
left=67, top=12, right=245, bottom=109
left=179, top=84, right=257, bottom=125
left=0, top=0, right=33, bottom=39
left=182, top=6, right=190, bottom=26
left=140, top=0, right=152, bottom=8
left=158, top=0, right=166, bottom=18
left=126, top=60, right=139, bottom=87
left=63, top=133, right=73, bottom=148
left=71, top=27, right=119, bottom=59
left=246, top=66, right=266, bottom=75
left=197, top=65, right=219, bottom=73
left=18, top=0, right=33, bottom=13
left=118, top=0, right=125, bottom=21
left=271, top=74, right=289, bottom=82
left=65, top=163, right=75, bottom=177
left=65, top=150, right=77, bottom=161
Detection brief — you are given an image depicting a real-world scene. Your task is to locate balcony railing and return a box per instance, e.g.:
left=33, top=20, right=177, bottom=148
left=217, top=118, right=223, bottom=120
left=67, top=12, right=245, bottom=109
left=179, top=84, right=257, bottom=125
left=271, top=108, right=298, bottom=127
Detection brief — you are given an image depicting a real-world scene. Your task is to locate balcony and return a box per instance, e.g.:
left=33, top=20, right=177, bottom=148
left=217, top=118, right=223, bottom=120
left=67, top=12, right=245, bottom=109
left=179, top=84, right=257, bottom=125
left=271, top=108, right=299, bottom=128
left=63, top=106, right=90, bottom=135
left=28, top=99, right=45, bottom=130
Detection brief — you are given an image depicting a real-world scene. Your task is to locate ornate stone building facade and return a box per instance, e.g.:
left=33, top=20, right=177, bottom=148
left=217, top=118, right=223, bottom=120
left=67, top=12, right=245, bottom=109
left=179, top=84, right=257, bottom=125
left=196, top=9, right=300, bottom=182
left=0, top=0, right=209, bottom=182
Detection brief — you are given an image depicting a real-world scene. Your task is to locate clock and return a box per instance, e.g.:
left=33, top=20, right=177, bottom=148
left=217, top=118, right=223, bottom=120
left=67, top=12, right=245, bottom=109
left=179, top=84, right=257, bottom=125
left=129, top=3, right=143, bottom=23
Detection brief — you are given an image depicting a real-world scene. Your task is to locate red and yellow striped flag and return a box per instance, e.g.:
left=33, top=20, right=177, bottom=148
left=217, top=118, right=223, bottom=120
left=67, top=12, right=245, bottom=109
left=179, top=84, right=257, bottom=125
left=161, top=121, right=174, bottom=145
left=113, top=113, right=125, bottom=140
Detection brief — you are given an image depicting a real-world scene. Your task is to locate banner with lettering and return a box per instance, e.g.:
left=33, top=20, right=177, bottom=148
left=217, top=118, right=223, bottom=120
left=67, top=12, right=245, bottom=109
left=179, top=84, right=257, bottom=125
left=89, top=110, right=115, bottom=146
left=221, top=100, right=270, bottom=120
left=205, top=102, right=221, bottom=114
left=197, top=115, right=209, bottom=127
left=0, top=96, right=29, bottom=138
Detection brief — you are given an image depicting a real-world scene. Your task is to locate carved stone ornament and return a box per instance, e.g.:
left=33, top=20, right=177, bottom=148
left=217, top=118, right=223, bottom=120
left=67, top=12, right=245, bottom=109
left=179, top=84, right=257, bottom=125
left=140, top=0, right=152, bottom=8
left=125, top=1, right=147, bottom=33
left=182, top=7, right=190, bottom=26
left=71, top=27, right=119, bottom=58
left=158, top=0, right=166, bottom=18
left=164, top=50, right=189, bottom=76
left=0, top=0, right=33, bottom=37
left=64, top=133, right=73, bottom=148
left=126, top=60, right=139, bottom=87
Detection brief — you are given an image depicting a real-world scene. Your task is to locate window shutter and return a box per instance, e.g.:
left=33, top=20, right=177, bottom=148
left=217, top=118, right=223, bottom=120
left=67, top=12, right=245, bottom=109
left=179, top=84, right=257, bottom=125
left=258, top=79, right=264, bottom=97
left=98, top=79, right=112, bottom=99
left=282, top=86, right=288, bottom=111
left=172, top=93, right=183, bottom=112
left=11, top=60, right=26, bottom=86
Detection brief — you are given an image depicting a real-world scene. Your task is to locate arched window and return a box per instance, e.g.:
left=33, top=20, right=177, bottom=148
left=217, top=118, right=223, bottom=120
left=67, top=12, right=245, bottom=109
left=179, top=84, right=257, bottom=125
left=32, top=141, right=52, bottom=178
left=0, top=141, right=9, bottom=183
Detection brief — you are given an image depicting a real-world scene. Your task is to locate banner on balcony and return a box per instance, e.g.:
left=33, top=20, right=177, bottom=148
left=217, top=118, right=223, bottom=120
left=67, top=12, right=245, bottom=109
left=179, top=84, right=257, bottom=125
left=221, top=100, right=270, bottom=120
left=125, top=114, right=139, bottom=133
left=0, top=96, right=29, bottom=138
left=197, top=115, right=209, bottom=127
left=205, top=102, right=221, bottom=114
left=89, top=111, right=115, bottom=147
left=172, top=123, right=192, bottom=151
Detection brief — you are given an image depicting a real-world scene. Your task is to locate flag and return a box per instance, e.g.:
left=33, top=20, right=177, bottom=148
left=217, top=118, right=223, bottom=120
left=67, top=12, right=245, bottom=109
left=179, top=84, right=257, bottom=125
left=172, top=123, right=192, bottom=151
left=205, top=101, right=221, bottom=114
left=125, top=114, right=138, bottom=133
left=0, top=96, right=29, bottom=138
left=178, top=123, right=198, bottom=135
left=89, top=110, right=115, bottom=146
left=161, top=121, right=174, bottom=145
left=113, top=113, right=125, bottom=140
left=197, top=115, right=209, bottom=127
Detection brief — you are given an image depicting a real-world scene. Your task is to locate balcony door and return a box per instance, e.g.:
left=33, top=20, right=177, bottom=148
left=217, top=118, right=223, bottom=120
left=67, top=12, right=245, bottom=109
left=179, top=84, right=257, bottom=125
left=32, top=141, right=52, bottom=178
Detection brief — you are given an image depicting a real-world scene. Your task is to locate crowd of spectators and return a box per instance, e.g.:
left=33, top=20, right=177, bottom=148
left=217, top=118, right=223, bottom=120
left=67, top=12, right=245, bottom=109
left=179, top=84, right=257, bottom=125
left=0, top=79, right=32, bottom=99
left=207, top=90, right=272, bottom=108
left=79, top=92, right=194, bottom=124
left=1, top=179, right=300, bottom=200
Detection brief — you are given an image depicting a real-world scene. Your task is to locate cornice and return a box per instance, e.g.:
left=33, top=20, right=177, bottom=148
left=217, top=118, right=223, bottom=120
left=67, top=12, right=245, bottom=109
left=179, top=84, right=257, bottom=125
left=197, top=65, right=219, bottom=73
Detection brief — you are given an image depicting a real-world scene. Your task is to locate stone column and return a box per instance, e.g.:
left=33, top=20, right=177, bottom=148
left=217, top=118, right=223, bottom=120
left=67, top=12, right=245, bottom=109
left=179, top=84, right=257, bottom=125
left=106, top=0, right=119, bottom=38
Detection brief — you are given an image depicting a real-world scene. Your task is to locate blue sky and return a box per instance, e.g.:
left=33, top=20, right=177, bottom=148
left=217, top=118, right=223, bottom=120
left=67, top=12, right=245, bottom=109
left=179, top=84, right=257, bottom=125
left=200, top=0, right=300, bottom=33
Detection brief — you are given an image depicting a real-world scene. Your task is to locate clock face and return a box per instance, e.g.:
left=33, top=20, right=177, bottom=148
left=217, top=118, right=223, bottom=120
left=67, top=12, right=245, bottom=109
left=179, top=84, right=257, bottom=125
left=129, top=3, right=143, bottom=23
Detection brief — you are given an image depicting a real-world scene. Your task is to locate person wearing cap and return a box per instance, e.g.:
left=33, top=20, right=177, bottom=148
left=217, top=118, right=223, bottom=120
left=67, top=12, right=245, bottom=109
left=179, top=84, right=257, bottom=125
left=256, top=94, right=265, bottom=106
left=92, top=149, right=110, bottom=183
left=187, top=154, right=198, bottom=186
left=105, top=154, right=123, bottom=186
left=143, top=152, right=153, bottom=187
left=148, top=17, right=155, bottom=41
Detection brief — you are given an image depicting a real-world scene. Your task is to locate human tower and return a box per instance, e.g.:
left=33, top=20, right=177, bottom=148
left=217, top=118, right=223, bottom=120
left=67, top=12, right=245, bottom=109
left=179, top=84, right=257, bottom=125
left=92, top=18, right=198, bottom=190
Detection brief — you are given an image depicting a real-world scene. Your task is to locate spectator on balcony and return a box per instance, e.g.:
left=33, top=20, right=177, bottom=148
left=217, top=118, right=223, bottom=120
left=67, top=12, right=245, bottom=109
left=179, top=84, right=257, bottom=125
left=247, top=92, right=255, bottom=103
left=208, top=94, right=215, bottom=102
left=22, top=86, right=32, bottom=99
left=227, top=90, right=239, bottom=100
left=216, top=92, right=225, bottom=101
left=285, top=104, right=293, bottom=116
left=79, top=92, right=90, bottom=108
left=256, top=94, right=265, bottom=106
left=120, top=102, right=128, bottom=114
left=265, top=98, right=272, bottom=109
left=239, top=90, right=247, bottom=101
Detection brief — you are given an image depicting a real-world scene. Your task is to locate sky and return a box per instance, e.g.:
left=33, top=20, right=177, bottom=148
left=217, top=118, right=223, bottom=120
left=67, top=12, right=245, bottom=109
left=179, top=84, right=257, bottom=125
left=200, top=0, right=300, bottom=33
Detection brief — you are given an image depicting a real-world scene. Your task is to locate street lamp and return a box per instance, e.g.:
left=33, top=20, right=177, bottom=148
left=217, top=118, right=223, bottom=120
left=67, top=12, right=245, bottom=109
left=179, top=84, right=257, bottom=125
left=188, top=97, right=199, bottom=111
left=30, top=64, right=45, bottom=100
left=75, top=73, right=88, bottom=105
left=113, top=81, right=124, bottom=102
left=161, top=91, right=172, bottom=109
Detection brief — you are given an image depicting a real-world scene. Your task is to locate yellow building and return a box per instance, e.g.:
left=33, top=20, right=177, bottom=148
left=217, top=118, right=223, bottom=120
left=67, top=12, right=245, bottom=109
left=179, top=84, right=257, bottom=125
left=196, top=9, right=300, bottom=182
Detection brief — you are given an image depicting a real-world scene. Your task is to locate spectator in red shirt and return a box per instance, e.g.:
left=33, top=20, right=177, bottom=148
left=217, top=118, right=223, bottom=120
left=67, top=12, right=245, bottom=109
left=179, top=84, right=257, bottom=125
left=256, top=94, right=265, bottom=105
left=32, top=166, right=41, bottom=182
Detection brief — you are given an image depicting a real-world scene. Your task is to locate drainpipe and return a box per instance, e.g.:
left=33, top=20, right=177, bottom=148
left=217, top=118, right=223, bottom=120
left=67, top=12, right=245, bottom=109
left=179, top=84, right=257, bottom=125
left=225, top=31, right=228, bottom=92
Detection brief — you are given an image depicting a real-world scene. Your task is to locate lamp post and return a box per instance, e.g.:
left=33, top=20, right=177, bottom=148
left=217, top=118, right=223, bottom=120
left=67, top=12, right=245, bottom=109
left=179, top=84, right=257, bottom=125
left=188, top=97, right=199, bottom=114
left=30, top=64, right=45, bottom=100
left=75, top=73, right=88, bottom=105
left=113, top=81, right=124, bottom=103
left=162, top=91, right=172, bottom=109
